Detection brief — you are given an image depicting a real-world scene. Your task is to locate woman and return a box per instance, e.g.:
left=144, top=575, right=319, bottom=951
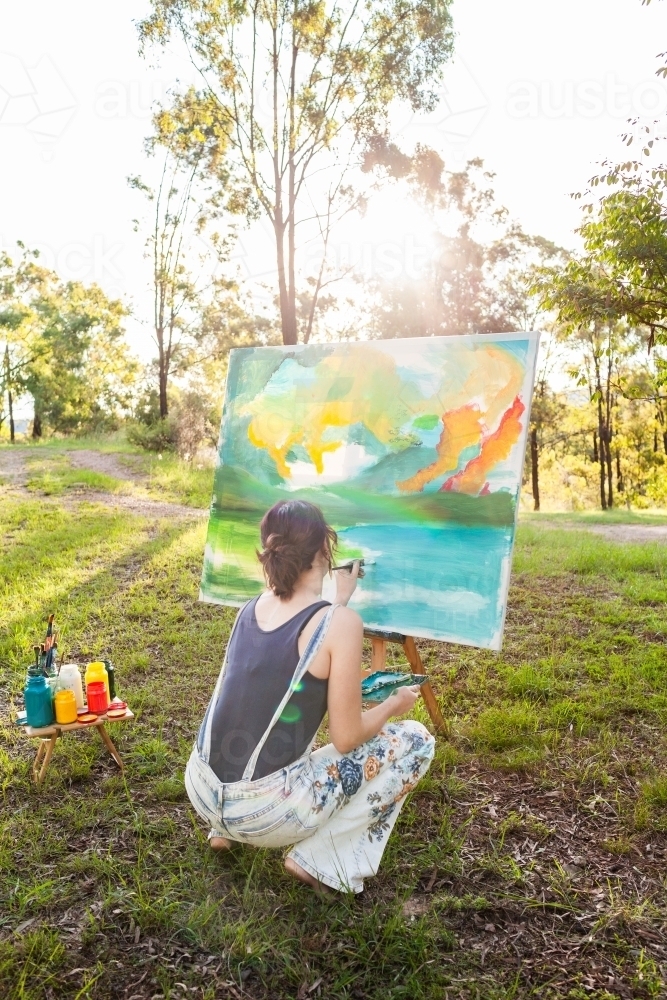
left=185, top=499, right=435, bottom=894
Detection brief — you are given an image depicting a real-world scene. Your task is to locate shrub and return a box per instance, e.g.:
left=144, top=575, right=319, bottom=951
left=127, top=417, right=177, bottom=452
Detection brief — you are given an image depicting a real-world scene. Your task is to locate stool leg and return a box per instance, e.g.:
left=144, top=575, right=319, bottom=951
left=370, top=637, right=387, bottom=673
left=97, top=724, right=124, bottom=770
left=402, top=636, right=447, bottom=734
left=34, top=734, right=58, bottom=785
left=32, top=740, right=46, bottom=782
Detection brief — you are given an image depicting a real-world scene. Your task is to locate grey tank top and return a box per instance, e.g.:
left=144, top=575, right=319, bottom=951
left=207, top=597, right=330, bottom=783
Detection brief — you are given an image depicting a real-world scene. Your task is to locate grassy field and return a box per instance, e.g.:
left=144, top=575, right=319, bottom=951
left=1, top=446, right=667, bottom=999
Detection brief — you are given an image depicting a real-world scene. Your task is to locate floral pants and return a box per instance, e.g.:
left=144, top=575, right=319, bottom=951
left=185, top=719, right=435, bottom=893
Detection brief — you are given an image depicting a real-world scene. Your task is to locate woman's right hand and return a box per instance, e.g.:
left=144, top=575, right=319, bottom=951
left=333, top=560, right=360, bottom=606
left=386, top=684, right=420, bottom=717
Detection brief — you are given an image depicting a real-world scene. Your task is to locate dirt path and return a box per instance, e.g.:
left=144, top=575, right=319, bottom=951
left=0, top=447, right=206, bottom=519
left=0, top=446, right=30, bottom=489
left=535, top=519, right=667, bottom=544
left=67, top=448, right=143, bottom=483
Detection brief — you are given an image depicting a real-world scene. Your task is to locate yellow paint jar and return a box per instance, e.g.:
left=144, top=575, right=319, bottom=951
left=85, top=661, right=110, bottom=702
left=54, top=689, right=78, bottom=724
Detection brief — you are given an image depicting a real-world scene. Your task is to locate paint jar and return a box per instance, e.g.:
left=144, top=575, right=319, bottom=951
left=85, top=661, right=110, bottom=702
left=86, top=681, right=109, bottom=715
left=54, top=689, right=78, bottom=724
left=103, top=660, right=117, bottom=700
left=56, top=664, right=85, bottom=710
left=24, top=674, right=55, bottom=728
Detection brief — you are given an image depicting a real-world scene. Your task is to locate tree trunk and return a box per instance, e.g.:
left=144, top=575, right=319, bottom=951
left=663, top=430, right=667, bottom=455
left=605, top=424, right=613, bottom=509
left=593, top=432, right=598, bottom=463
left=604, top=346, right=613, bottom=508
left=3, top=344, right=14, bottom=443
left=530, top=427, right=540, bottom=512
left=8, top=388, right=14, bottom=443
left=276, top=223, right=297, bottom=345
left=616, top=450, right=623, bottom=492
left=32, top=404, right=42, bottom=439
left=596, top=399, right=607, bottom=510
left=287, top=31, right=298, bottom=345
left=158, top=360, right=168, bottom=418
left=271, top=20, right=297, bottom=347
left=157, top=328, right=168, bottom=418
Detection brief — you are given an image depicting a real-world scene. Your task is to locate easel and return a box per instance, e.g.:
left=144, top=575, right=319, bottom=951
left=364, top=628, right=447, bottom=733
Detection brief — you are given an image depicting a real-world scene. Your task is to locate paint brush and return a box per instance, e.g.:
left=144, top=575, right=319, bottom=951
left=332, top=559, right=375, bottom=571
left=45, top=613, right=54, bottom=650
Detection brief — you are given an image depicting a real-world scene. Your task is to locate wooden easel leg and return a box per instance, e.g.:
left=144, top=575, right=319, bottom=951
left=97, top=724, right=124, bottom=770
left=371, top=637, right=387, bottom=673
left=403, top=636, right=447, bottom=734
left=33, top=734, right=58, bottom=785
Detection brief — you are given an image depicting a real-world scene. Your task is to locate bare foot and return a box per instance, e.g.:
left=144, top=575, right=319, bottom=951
left=284, top=857, right=333, bottom=897
left=209, top=836, right=232, bottom=852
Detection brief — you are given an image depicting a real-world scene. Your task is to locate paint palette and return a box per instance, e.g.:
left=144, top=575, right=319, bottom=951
left=361, top=671, right=429, bottom=703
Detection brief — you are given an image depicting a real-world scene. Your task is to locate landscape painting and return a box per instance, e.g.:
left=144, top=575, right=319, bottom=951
left=200, top=333, right=540, bottom=649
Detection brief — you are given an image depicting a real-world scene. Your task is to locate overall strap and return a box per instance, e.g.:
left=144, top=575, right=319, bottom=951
left=199, top=600, right=252, bottom=763
left=241, top=603, right=339, bottom=782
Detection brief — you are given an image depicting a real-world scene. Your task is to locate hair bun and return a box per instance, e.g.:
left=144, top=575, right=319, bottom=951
left=257, top=500, right=337, bottom=599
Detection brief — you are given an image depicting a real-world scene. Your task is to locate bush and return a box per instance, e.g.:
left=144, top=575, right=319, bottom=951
left=127, top=417, right=178, bottom=452
left=174, top=390, right=217, bottom=461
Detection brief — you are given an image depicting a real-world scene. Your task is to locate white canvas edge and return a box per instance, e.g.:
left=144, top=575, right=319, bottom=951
left=491, top=329, right=542, bottom=652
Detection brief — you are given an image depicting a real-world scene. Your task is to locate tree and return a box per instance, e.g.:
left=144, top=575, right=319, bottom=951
left=367, top=158, right=565, bottom=340
left=572, top=173, right=667, bottom=350
left=525, top=334, right=566, bottom=511
left=130, top=154, right=205, bottom=418
left=138, top=0, right=456, bottom=344
left=27, top=280, right=138, bottom=436
left=0, top=246, right=50, bottom=440
left=534, top=252, right=639, bottom=509
left=1, top=244, right=138, bottom=438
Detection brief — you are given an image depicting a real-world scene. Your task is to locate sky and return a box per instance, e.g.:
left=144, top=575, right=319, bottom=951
left=1, top=0, right=666, bottom=381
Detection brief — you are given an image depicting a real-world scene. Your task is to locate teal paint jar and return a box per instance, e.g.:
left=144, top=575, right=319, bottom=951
left=24, top=674, right=55, bottom=728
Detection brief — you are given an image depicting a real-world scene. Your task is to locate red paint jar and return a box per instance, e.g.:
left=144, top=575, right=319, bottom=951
left=87, top=680, right=109, bottom=714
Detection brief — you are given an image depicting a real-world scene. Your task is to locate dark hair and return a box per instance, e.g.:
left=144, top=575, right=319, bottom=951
left=257, top=500, right=337, bottom=599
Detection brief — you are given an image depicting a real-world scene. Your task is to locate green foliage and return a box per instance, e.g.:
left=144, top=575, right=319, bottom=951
left=140, top=0, right=456, bottom=344
left=0, top=244, right=139, bottom=437
left=127, top=416, right=178, bottom=452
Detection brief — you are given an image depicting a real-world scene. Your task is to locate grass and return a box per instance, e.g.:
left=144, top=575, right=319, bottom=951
left=1, top=447, right=667, bottom=997
left=135, top=452, right=216, bottom=508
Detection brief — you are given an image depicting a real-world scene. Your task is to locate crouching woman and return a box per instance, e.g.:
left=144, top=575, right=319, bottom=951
left=185, top=499, right=435, bottom=894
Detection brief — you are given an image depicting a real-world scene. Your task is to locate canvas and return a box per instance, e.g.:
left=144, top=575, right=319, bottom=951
left=200, top=333, right=540, bottom=649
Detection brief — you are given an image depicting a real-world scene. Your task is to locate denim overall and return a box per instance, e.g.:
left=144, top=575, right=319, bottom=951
left=185, top=604, right=436, bottom=893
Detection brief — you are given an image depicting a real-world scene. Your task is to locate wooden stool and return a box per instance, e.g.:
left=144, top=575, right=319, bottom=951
left=364, top=628, right=447, bottom=733
left=23, top=710, right=134, bottom=785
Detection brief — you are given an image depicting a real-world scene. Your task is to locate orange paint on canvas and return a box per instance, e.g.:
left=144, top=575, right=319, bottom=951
left=397, top=404, right=484, bottom=492
left=442, top=396, right=526, bottom=495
